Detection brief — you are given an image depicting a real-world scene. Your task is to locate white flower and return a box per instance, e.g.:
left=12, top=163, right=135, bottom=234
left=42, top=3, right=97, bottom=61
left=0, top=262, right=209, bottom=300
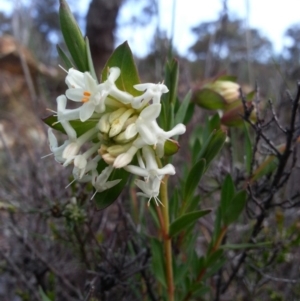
left=132, top=83, right=169, bottom=109
left=135, top=103, right=186, bottom=156
left=47, top=128, right=69, bottom=163
left=66, top=69, right=104, bottom=122
left=124, top=146, right=175, bottom=206
left=62, top=126, right=98, bottom=166
left=148, top=122, right=186, bottom=158
left=124, top=146, right=175, bottom=180
left=135, top=104, right=161, bottom=145
left=91, top=165, right=121, bottom=199
left=135, top=177, right=163, bottom=206
left=56, top=95, right=78, bottom=140
left=73, top=143, right=100, bottom=179
left=113, top=144, right=139, bottom=168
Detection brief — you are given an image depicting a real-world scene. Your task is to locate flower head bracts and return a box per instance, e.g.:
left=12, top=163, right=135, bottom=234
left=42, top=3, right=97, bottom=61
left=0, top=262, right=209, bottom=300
left=47, top=67, right=185, bottom=204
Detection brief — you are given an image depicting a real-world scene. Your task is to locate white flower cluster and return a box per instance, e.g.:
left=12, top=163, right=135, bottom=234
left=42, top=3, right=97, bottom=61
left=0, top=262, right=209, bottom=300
left=48, top=67, right=186, bottom=205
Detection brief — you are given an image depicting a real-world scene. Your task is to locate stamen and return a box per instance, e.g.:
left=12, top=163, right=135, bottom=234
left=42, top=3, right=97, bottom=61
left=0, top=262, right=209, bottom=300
left=83, top=91, right=91, bottom=96
left=82, top=97, right=89, bottom=103
left=65, top=178, right=76, bottom=189
left=41, top=153, right=54, bottom=159
left=59, top=64, right=68, bottom=74
left=46, top=108, right=57, bottom=114
left=90, top=190, right=98, bottom=200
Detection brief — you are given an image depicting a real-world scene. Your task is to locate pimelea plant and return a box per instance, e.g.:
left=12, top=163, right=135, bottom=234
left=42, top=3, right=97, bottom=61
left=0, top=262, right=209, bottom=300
left=42, top=1, right=260, bottom=300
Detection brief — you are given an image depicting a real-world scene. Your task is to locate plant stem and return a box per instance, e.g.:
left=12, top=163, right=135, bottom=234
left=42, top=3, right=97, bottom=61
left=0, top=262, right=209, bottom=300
left=160, top=174, right=174, bottom=301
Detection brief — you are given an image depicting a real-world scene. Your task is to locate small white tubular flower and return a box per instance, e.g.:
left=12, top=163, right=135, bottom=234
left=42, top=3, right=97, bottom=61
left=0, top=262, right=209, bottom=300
left=109, top=109, right=134, bottom=138
left=62, top=126, right=98, bottom=166
left=91, top=165, right=121, bottom=199
left=150, top=122, right=186, bottom=158
left=113, top=145, right=139, bottom=168
left=135, top=104, right=161, bottom=145
left=56, top=95, right=77, bottom=140
left=66, top=69, right=104, bottom=122
left=73, top=143, right=100, bottom=179
left=124, top=146, right=175, bottom=180
left=132, top=83, right=169, bottom=109
left=135, top=177, right=163, bottom=206
left=47, top=128, right=69, bottom=163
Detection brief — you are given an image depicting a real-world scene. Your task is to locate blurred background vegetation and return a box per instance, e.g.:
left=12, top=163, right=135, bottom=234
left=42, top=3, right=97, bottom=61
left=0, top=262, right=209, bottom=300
left=1, top=0, right=300, bottom=300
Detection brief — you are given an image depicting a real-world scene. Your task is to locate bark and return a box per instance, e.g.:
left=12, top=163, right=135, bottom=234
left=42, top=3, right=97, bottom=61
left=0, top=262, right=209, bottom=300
left=85, top=0, right=123, bottom=76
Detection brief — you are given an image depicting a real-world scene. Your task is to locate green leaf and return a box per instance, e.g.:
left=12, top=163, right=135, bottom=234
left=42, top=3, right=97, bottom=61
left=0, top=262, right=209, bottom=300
left=43, top=114, right=98, bottom=136
left=212, top=207, right=222, bottom=244
left=208, top=113, right=221, bottom=132
left=205, top=249, right=223, bottom=267
left=102, top=41, right=140, bottom=95
left=223, top=190, right=247, bottom=226
left=220, top=242, right=272, bottom=250
left=197, top=129, right=227, bottom=167
left=203, top=257, right=226, bottom=279
left=150, top=238, right=167, bottom=287
left=85, top=37, right=98, bottom=82
left=174, top=262, right=189, bottom=285
left=165, top=58, right=179, bottom=106
left=250, top=154, right=279, bottom=183
left=186, top=195, right=201, bottom=213
left=174, top=90, right=192, bottom=125
left=39, top=287, right=52, bottom=301
left=59, top=0, right=88, bottom=72
left=56, top=45, right=74, bottom=70
left=169, top=209, right=211, bottom=238
left=94, top=161, right=129, bottom=210
left=184, top=159, right=206, bottom=201
left=220, top=174, right=235, bottom=216
left=193, top=88, right=226, bottom=110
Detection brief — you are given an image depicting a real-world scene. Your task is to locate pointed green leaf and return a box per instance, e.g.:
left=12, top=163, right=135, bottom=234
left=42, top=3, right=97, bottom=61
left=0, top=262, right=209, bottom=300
left=203, top=257, right=226, bottom=279
left=102, top=41, right=140, bottom=95
left=220, top=242, right=272, bottom=250
left=174, top=262, right=189, bottom=285
left=150, top=238, right=167, bottom=287
left=39, top=287, right=52, bottom=301
left=212, top=207, right=222, bottom=244
left=169, top=209, right=211, bottom=238
left=164, top=58, right=179, bottom=106
left=56, top=45, right=74, bottom=70
left=184, top=159, right=206, bottom=200
left=197, top=129, right=227, bottom=167
left=205, top=249, right=223, bottom=267
left=174, top=90, right=192, bottom=125
left=85, top=37, right=98, bottom=82
left=193, top=88, right=226, bottom=110
left=220, top=174, right=235, bottom=216
left=250, top=155, right=279, bottom=183
left=43, top=114, right=98, bottom=137
left=59, top=0, right=88, bottom=72
left=223, top=190, right=247, bottom=226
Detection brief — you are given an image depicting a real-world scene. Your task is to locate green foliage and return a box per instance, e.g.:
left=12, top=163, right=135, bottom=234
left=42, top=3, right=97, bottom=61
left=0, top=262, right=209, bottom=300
left=183, top=159, right=206, bottom=202
left=169, top=209, right=211, bottom=238
left=193, top=88, right=226, bottom=110
left=59, top=0, right=88, bottom=72
left=102, top=41, right=141, bottom=95
left=150, top=238, right=167, bottom=287
left=222, top=190, right=247, bottom=226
